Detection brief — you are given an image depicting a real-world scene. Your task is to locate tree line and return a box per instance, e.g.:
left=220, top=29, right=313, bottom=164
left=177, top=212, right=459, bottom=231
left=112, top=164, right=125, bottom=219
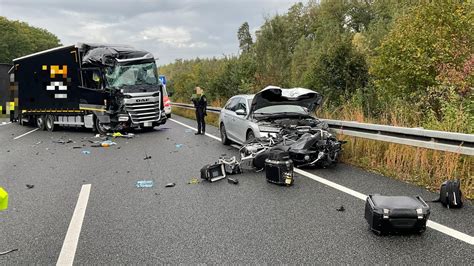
left=160, top=1, right=473, bottom=133
left=0, top=16, right=61, bottom=63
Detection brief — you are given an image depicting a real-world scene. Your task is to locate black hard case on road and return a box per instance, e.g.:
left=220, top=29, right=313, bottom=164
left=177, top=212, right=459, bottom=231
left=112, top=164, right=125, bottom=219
left=365, top=194, right=430, bottom=235
left=265, top=150, right=294, bottom=186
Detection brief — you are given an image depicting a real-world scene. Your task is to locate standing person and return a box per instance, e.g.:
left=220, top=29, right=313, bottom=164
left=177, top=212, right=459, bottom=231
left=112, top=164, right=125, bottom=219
left=191, top=86, right=207, bottom=135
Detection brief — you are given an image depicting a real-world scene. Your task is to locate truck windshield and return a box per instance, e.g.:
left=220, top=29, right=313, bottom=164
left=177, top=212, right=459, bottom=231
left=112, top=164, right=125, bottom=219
left=105, top=62, right=158, bottom=88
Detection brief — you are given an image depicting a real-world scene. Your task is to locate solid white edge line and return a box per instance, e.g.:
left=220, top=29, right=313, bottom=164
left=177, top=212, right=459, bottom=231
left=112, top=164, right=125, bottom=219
left=169, top=118, right=221, bottom=141
left=57, top=184, right=91, bottom=266
left=169, top=117, right=474, bottom=246
left=0, top=122, right=12, bottom=126
left=13, top=128, right=39, bottom=140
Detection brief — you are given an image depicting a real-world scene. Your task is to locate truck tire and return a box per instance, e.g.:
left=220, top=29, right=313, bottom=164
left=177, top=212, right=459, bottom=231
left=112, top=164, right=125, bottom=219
left=45, top=115, right=56, bottom=132
left=36, top=115, right=46, bottom=131
left=95, top=116, right=108, bottom=135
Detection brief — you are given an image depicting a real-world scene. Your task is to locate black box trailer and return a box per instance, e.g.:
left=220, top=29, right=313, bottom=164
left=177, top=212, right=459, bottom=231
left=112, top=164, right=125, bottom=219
left=10, top=43, right=167, bottom=133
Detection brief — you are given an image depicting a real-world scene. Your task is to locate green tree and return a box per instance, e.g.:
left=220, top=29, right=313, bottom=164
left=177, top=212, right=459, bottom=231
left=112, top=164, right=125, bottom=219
left=237, top=22, right=253, bottom=54
left=0, top=16, right=61, bottom=63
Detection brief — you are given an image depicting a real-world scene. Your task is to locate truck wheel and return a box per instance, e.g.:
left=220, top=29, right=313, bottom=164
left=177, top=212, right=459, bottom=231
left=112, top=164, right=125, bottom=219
left=95, top=116, right=108, bottom=135
left=45, top=115, right=56, bottom=132
left=36, top=115, right=46, bottom=131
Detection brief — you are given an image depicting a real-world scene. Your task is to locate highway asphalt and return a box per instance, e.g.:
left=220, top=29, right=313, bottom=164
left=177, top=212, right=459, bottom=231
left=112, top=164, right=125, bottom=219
left=0, top=115, right=472, bottom=264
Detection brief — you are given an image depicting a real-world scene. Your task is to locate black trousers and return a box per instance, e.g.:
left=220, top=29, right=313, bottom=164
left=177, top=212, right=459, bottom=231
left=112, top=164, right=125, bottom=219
left=196, top=109, right=206, bottom=133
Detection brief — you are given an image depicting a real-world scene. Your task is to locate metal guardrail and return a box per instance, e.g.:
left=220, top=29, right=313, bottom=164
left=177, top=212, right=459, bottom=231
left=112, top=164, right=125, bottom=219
left=171, top=102, right=474, bottom=156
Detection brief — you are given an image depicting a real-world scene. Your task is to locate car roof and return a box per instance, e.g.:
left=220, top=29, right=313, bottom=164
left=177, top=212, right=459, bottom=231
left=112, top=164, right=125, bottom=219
left=231, top=94, right=254, bottom=100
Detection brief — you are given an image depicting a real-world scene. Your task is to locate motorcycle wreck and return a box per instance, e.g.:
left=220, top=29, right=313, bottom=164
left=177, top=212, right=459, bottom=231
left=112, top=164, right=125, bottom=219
left=239, top=87, right=346, bottom=169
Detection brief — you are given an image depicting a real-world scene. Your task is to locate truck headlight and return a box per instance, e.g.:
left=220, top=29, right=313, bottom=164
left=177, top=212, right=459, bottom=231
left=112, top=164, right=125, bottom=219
left=258, top=126, right=280, bottom=133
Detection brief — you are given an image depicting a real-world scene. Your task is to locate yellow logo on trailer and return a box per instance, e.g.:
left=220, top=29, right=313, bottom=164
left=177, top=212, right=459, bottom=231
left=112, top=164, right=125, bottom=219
left=42, top=65, right=69, bottom=99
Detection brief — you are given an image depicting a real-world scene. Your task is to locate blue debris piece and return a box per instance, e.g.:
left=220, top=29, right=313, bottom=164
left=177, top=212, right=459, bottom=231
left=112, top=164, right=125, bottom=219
left=175, top=144, right=183, bottom=148
left=82, top=150, right=91, bottom=155
left=136, top=180, right=154, bottom=188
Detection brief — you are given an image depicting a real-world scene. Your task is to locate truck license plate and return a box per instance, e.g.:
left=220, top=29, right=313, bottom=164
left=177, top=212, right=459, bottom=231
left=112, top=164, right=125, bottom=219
left=144, top=122, right=152, bottom=127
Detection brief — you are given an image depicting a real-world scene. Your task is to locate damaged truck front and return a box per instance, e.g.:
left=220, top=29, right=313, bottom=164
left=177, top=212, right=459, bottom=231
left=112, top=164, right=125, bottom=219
left=10, top=43, right=167, bottom=133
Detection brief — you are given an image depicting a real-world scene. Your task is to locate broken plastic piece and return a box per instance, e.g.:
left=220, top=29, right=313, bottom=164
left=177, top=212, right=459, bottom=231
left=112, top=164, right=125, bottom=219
left=187, top=178, right=200, bottom=184
left=144, top=155, right=152, bottom=160
left=112, top=132, right=123, bottom=138
left=0, top=249, right=18, bottom=256
left=336, top=206, right=345, bottom=212
left=227, top=178, right=239, bottom=185
left=175, top=144, right=183, bottom=148
left=136, top=180, right=154, bottom=188
left=101, top=140, right=117, bottom=147
left=82, top=150, right=91, bottom=155
left=26, top=184, right=34, bottom=189
left=165, top=183, right=175, bottom=187
left=0, top=187, right=8, bottom=211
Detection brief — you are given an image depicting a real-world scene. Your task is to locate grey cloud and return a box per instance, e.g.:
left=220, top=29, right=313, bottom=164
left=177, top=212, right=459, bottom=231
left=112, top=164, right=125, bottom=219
left=0, top=0, right=303, bottom=64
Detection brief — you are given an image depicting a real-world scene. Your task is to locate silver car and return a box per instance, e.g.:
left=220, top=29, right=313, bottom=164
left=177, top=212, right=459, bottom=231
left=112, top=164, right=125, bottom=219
left=219, top=86, right=323, bottom=145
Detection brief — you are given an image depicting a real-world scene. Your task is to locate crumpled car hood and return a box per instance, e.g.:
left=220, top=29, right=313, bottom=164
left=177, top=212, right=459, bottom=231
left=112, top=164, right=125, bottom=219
left=249, top=86, right=322, bottom=116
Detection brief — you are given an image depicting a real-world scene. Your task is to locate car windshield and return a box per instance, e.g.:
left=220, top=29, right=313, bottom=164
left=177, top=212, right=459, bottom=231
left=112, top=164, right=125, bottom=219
left=105, top=62, right=158, bottom=88
left=254, top=105, right=308, bottom=115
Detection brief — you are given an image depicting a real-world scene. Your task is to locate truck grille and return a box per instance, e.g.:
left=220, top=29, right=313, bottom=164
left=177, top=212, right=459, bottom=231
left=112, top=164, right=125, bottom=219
left=124, top=96, right=161, bottom=124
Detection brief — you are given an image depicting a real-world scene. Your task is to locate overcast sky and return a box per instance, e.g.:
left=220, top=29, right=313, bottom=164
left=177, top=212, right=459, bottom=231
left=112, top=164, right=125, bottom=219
left=0, top=0, right=304, bottom=65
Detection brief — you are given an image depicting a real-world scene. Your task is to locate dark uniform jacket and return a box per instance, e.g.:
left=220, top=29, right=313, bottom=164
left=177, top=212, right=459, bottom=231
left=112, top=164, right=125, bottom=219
left=192, top=95, right=207, bottom=114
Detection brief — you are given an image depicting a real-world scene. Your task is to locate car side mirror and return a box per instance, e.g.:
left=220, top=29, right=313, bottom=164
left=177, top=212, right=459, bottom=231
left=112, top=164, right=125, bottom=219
left=235, top=109, right=246, bottom=116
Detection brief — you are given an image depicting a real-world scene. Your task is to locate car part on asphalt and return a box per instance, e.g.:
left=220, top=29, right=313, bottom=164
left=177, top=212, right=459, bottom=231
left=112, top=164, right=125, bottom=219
left=227, top=178, right=239, bottom=185
left=218, top=156, right=242, bottom=175
left=336, top=206, right=345, bottom=212
left=0, top=249, right=18, bottom=256
left=0, top=187, right=8, bottom=211
left=365, top=194, right=430, bottom=235
left=187, top=178, right=200, bottom=184
left=165, top=182, right=176, bottom=188
left=136, top=180, right=154, bottom=188
left=200, top=163, right=226, bottom=182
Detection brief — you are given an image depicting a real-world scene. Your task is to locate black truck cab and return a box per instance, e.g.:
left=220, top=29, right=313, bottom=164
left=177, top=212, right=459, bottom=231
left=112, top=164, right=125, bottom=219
left=10, top=43, right=166, bottom=133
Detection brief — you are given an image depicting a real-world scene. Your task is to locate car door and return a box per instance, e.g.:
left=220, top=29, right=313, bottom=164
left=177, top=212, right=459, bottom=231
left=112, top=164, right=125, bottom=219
left=233, top=98, right=250, bottom=143
left=221, top=97, right=239, bottom=140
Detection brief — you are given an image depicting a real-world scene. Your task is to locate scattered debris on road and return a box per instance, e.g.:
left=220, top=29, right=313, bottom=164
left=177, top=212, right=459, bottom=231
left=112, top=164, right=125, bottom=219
left=100, top=140, right=117, bottom=147
left=109, top=132, right=135, bottom=139
left=26, top=184, right=34, bottom=189
left=144, top=155, right=152, bottom=160
left=336, top=206, right=345, bottom=212
left=165, top=182, right=176, bottom=188
left=175, top=144, right=183, bottom=148
left=185, top=129, right=193, bottom=133
left=227, top=178, right=239, bottom=185
left=0, top=187, right=8, bottom=211
left=53, top=139, right=73, bottom=144
left=82, top=150, right=91, bottom=155
left=187, top=178, right=200, bottom=184
left=136, top=180, right=154, bottom=188
left=0, top=249, right=18, bottom=256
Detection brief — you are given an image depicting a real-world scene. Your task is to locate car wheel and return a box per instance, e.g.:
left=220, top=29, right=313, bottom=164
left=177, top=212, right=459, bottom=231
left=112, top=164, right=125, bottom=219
left=220, top=123, right=230, bottom=145
left=36, top=115, right=46, bottom=131
left=246, top=130, right=255, bottom=141
left=95, top=116, right=108, bottom=135
left=45, top=115, right=56, bottom=132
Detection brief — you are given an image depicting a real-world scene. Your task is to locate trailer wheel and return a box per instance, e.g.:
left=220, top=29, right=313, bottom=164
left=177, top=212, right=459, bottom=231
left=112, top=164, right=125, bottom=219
left=95, top=116, right=108, bottom=135
left=36, top=115, right=46, bottom=131
left=45, top=115, right=56, bottom=132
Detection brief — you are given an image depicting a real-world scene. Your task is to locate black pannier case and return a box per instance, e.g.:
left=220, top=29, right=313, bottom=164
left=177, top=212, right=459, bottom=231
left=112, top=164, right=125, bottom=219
left=365, top=194, right=430, bottom=235
left=200, top=163, right=226, bottom=182
left=265, top=150, right=294, bottom=186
